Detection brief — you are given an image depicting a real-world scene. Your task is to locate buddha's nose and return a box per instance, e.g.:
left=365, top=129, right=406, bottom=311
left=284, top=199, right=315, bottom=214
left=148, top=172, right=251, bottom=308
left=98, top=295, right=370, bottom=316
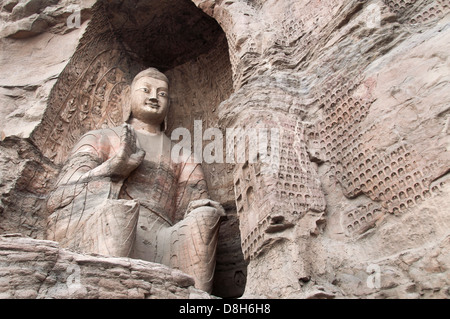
left=146, top=92, right=158, bottom=103
left=148, top=89, right=158, bottom=100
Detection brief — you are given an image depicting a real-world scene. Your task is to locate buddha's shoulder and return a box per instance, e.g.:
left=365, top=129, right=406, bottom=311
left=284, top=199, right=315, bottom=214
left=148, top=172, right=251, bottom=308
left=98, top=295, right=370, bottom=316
left=72, top=126, right=125, bottom=152
left=79, top=125, right=124, bottom=140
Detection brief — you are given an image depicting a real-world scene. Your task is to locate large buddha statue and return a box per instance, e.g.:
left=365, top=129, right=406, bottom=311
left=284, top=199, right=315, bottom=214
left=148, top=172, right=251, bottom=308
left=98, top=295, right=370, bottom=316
left=46, top=68, right=225, bottom=293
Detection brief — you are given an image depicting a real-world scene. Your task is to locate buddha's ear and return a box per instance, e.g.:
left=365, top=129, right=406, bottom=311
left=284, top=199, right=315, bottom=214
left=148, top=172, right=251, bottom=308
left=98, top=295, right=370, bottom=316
left=160, top=95, right=170, bottom=132
left=122, top=85, right=132, bottom=122
left=160, top=114, right=169, bottom=132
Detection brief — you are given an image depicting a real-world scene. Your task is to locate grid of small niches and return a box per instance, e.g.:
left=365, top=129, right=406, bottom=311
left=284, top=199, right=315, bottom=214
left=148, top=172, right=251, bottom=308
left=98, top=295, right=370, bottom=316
left=280, top=16, right=304, bottom=47
left=383, top=0, right=417, bottom=15
left=275, top=124, right=326, bottom=213
left=408, top=0, right=449, bottom=26
left=275, top=180, right=326, bottom=214
left=343, top=202, right=383, bottom=236
left=234, top=126, right=322, bottom=259
left=315, top=76, right=446, bottom=220
left=240, top=214, right=271, bottom=261
left=335, top=145, right=445, bottom=236
left=383, top=0, right=449, bottom=25
left=234, top=163, right=271, bottom=261
left=234, top=167, right=260, bottom=216
left=335, top=141, right=444, bottom=218
left=315, top=82, right=371, bottom=169
left=234, top=132, right=305, bottom=216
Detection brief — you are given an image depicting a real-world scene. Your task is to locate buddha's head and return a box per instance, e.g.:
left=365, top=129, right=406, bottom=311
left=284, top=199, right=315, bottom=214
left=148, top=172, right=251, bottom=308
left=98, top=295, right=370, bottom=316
left=129, top=68, right=169, bottom=129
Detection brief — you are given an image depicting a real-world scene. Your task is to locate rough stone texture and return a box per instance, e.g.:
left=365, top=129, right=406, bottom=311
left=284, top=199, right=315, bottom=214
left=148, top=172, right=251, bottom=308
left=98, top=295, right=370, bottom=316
left=0, top=0, right=94, bottom=139
left=0, top=136, right=59, bottom=239
left=0, top=0, right=449, bottom=299
left=0, top=234, right=211, bottom=299
left=203, top=0, right=449, bottom=298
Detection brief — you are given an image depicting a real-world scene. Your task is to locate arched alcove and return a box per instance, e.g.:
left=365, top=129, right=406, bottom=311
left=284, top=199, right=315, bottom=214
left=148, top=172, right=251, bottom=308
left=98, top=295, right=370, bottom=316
left=33, top=0, right=233, bottom=164
left=30, top=0, right=245, bottom=298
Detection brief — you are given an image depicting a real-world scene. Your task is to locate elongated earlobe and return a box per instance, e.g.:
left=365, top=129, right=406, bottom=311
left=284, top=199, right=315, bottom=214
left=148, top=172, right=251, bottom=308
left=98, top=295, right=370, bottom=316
left=161, top=99, right=170, bottom=132
left=123, top=85, right=132, bottom=123
left=161, top=115, right=168, bottom=132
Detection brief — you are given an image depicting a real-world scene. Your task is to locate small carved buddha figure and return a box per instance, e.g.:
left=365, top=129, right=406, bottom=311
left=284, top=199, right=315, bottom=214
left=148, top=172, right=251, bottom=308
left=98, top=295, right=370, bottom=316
left=46, top=68, right=224, bottom=293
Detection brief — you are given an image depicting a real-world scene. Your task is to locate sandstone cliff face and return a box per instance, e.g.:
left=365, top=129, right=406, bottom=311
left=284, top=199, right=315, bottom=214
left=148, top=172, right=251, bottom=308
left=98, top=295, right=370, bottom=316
left=0, top=0, right=93, bottom=139
left=0, top=0, right=449, bottom=299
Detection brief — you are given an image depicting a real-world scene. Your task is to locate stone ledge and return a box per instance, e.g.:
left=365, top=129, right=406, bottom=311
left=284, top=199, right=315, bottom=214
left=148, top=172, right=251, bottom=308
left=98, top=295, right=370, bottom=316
left=0, top=234, right=212, bottom=299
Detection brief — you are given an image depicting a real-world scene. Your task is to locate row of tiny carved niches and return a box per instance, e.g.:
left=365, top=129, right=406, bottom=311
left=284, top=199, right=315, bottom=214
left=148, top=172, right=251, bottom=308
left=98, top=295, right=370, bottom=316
left=232, top=113, right=326, bottom=260
left=383, top=0, right=449, bottom=29
left=307, top=76, right=447, bottom=238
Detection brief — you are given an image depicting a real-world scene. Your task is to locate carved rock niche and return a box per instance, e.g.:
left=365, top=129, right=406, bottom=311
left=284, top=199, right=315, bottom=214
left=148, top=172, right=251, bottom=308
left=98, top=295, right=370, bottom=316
left=29, top=0, right=245, bottom=298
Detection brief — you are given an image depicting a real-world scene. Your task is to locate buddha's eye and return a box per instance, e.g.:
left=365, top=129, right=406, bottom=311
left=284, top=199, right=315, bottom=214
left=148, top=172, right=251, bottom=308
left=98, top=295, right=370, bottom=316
left=139, top=88, right=149, bottom=93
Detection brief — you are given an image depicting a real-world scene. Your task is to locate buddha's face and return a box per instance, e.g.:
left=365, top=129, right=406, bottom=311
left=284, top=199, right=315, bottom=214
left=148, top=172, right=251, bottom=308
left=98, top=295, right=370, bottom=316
left=130, top=76, right=169, bottom=125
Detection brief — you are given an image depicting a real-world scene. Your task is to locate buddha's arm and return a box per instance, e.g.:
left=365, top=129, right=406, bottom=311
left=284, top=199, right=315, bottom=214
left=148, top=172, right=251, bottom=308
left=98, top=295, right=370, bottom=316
left=47, top=124, right=145, bottom=212
left=174, top=160, right=225, bottom=222
left=173, top=161, right=210, bottom=222
left=64, top=124, right=145, bottom=184
left=46, top=125, right=143, bottom=256
left=46, top=131, right=106, bottom=213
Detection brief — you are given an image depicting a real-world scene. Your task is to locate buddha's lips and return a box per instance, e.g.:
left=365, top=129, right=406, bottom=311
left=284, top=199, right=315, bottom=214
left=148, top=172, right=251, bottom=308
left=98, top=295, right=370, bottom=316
left=145, top=103, right=159, bottom=109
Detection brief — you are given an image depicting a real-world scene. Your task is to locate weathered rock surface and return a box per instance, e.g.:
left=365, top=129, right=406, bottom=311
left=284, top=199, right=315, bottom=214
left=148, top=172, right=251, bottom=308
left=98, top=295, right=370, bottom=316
left=0, top=0, right=93, bottom=139
left=0, top=136, right=58, bottom=239
left=0, top=234, right=211, bottom=299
